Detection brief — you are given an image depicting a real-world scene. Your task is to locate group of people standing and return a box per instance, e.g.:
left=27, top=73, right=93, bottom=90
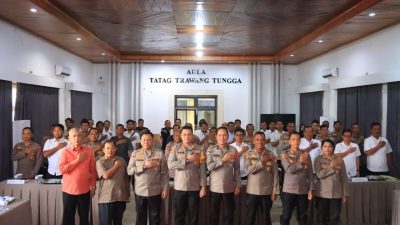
left=11, top=117, right=393, bottom=225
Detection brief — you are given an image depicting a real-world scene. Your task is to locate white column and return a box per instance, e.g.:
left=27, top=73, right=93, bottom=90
left=381, top=84, right=388, bottom=137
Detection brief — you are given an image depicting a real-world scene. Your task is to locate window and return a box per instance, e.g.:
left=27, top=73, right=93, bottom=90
left=175, top=95, right=217, bottom=129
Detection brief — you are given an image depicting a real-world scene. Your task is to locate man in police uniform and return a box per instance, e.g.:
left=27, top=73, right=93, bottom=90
left=127, top=131, right=169, bottom=225
left=12, top=127, right=43, bottom=179
left=244, top=131, right=279, bottom=225
left=167, top=126, right=207, bottom=225
left=206, top=127, right=241, bottom=225
left=280, top=132, right=314, bottom=225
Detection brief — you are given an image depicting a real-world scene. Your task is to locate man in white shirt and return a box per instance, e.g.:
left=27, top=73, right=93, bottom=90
left=194, top=121, right=209, bottom=144
left=334, top=129, right=361, bottom=177
left=230, top=128, right=251, bottom=180
left=364, top=122, right=393, bottom=176
left=299, top=126, right=321, bottom=171
left=259, top=121, right=268, bottom=133
left=43, top=124, right=69, bottom=179
left=227, top=121, right=235, bottom=144
left=270, top=120, right=287, bottom=158
left=124, top=119, right=140, bottom=150
left=103, top=120, right=114, bottom=139
left=264, top=121, right=276, bottom=151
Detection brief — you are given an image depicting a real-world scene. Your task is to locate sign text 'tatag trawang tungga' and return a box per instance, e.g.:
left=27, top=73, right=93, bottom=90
left=148, top=69, right=242, bottom=84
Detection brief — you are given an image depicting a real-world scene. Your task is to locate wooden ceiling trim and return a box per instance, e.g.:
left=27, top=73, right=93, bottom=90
left=31, top=0, right=121, bottom=57
left=120, top=54, right=275, bottom=62
left=274, top=0, right=383, bottom=59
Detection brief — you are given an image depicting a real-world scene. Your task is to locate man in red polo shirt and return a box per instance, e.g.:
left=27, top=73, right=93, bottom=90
left=59, top=128, right=97, bottom=225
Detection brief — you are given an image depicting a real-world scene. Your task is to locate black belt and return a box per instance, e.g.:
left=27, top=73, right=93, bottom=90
left=241, top=176, right=248, bottom=180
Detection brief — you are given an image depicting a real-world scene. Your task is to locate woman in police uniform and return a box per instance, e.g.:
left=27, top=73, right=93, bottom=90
left=314, top=139, right=348, bottom=225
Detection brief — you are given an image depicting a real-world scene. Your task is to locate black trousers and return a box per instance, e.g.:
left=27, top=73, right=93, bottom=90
left=277, top=160, right=285, bottom=196
left=98, top=201, right=126, bottom=225
left=62, top=191, right=90, bottom=225
left=366, top=169, right=389, bottom=176
left=135, top=194, right=161, bottom=225
left=209, top=192, right=235, bottom=225
left=45, top=171, right=62, bottom=179
left=316, top=197, right=342, bottom=225
left=246, top=194, right=273, bottom=225
left=280, top=192, right=308, bottom=225
left=175, top=190, right=200, bottom=225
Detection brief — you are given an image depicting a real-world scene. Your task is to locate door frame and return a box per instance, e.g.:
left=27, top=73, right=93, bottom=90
left=174, top=95, right=218, bottom=129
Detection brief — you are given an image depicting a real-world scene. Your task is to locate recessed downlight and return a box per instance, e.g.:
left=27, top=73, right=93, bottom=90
left=196, top=51, right=203, bottom=57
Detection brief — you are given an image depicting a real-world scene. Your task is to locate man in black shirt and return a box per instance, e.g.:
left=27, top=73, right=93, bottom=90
left=160, top=120, right=172, bottom=151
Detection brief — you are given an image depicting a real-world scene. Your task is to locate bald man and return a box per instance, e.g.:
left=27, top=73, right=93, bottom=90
left=59, top=128, right=97, bottom=225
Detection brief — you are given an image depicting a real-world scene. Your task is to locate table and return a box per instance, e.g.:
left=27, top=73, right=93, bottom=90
left=1, top=179, right=399, bottom=225
left=392, top=190, right=400, bottom=225
left=308, top=180, right=400, bottom=225
left=0, top=199, right=33, bottom=225
left=0, top=180, right=99, bottom=225
left=343, top=180, right=400, bottom=225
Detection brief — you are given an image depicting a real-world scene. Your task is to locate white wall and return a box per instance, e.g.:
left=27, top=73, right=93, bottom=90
left=298, top=23, right=400, bottom=87
left=104, top=63, right=300, bottom=133
left=0, top=19, right=108, bottom=123
left=297, top=23, right=400, bottom=134
left=280, top=65, right=300, bottom=125
left=141, top=64, right=251, bottom=132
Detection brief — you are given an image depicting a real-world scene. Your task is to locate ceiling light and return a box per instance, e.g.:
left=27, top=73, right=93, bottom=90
left=317, top=40, right=324, bottom=43
left=196, top=51, right=203, bottom=57
left=161, top=60, right=165, bottom=63
left=101, top=52, right=106, bottom=56
left=195, top=32, right=204, bottom=43
left=76, top=37, right=82, bottom=41
left=369, top=12, right=376, bottom=17
left=195, top=24, right=204, bottom=31
left=196, top=42, right=203, bottom=49
left=196, top=1, right=205, bottom=5
left=290, top=54, right=294, bottom=57
left=30, top=8, right=38, bottom=13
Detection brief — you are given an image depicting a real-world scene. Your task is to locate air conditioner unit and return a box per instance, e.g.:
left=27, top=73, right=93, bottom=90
left=322, top=67, right=339, bottom=78
left=55, top=65, right=71, bottom=76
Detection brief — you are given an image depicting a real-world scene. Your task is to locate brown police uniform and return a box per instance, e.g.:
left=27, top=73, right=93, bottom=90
left=12, top=142, right=43, bottom=179
left=280, top=149, right=314, bottom=225
left=206, top=144, right=241, bottom=225
left=314, top=155, right=348, bottom=225
left=96, top=155, right=130, bottom=225
left=167, top=143, right=207, bottom=225
left=244, top=148, right=279, bottom=225
left=127, top=148, right=168, bottom=225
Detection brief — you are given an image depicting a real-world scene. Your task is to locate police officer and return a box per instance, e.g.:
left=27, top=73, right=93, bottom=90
left=206, top=127, right=241, bottom=225
left=315, top=139, right=348, bottom=225
left=244, top=131, right=279, bottom=225
left=167, top=126, right=207, bottom=225
left=12, top=127, right=43, bottom=179
left=280, top=132, right=314, bottom=225
left=127, top=131, right=169, bottom=225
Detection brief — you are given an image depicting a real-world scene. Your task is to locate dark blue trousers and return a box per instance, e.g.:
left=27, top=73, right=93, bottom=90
left=98, top=201, right=126, bottom=225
